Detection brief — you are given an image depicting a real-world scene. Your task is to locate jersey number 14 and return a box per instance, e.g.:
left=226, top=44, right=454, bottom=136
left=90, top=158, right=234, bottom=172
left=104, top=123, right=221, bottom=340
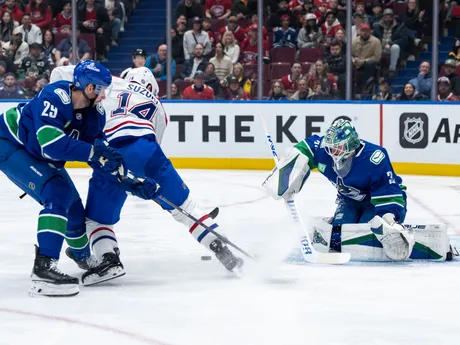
left=111, top=92, right=157, bottom=121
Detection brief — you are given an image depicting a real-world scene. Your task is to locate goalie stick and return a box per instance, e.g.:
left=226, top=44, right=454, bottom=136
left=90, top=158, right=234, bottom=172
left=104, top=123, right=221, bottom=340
left=259, top=114, right=351, bottom=264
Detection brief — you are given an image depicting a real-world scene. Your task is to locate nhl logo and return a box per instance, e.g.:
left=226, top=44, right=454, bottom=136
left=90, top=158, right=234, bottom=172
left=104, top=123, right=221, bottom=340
left=403, top=117, right=424, bottom=144
left=399, top=113, right=429, bottom=149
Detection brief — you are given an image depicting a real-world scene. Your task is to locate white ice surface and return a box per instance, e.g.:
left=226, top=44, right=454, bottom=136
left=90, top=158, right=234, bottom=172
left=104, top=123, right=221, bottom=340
left=0, top=169, right=459, bottom=345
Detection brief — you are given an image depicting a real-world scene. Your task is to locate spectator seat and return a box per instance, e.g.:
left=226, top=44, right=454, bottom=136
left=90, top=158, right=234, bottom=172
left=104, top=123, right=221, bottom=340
left=452, top=6, right=460, bottom=17
left=211, top=18, right=227, bottom=32
left=271, top=47, right=296, bottom=63
left=270, top=62, right=291, bottom=80
left=238, top=18, right=251, bottom=28
left=244, top=63, right=270, bottom=80
left=301, top=62, right=312, bottom=74
left=267, top=32, right=274, bottom=48
left=393, top=3, right=407, bottom=16
left=263, top=80, right=271, bottom=97
left=298, top=48, right=324, bottom=63
left=175, top=64, right=182, bottom=79
left=54, top=32, right=96, bottom=57
left=186, top=19, right=194, bottom=30
left=158, top=80, right=167, bottom=97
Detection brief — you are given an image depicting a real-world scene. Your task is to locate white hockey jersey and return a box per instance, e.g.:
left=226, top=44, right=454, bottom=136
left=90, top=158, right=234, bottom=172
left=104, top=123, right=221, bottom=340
left=50, top=66, right=168, bottom=144
left=104, top=77, right=167, bottom=144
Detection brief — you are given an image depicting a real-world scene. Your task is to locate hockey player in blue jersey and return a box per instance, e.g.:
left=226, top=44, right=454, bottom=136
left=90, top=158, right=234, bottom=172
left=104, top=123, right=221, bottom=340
left=50, top=67, right=244, bottom=285
left=264, top=119, right=415, bottom=261
left=0, top=60, right=126, bottom=297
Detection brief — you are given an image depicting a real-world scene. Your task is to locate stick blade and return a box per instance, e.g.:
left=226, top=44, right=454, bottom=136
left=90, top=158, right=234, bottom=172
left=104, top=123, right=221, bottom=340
left=314, top=252, right=351, bottom=264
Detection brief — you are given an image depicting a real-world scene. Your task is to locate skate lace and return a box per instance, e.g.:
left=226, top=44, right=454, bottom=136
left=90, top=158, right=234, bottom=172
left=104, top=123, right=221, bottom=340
left=49, top=259, right=65, bottom=275
left=86, top=255, right=99, bottom=268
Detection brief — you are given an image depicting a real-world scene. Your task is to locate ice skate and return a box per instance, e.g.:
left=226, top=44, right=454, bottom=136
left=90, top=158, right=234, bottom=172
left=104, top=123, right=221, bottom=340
left=81, top=249, right=125, bottom=286
left=29, top=246, right=79, bottom=297
left=209, top=239, right=244, bottom=273
left=65, top=247, right=97, bottom=270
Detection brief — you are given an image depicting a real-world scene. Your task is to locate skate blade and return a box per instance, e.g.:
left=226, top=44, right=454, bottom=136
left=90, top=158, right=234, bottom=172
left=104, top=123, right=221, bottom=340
left=83, top=267, right=125, bottom=287
left=232, top=266, right=243, bottom=278
left=231, top=259, right=244, bottom=278
left=29, top=280, right=79, bottom=297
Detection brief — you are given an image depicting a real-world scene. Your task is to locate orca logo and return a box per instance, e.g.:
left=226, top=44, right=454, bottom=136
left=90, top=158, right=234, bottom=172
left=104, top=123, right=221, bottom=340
left=399, top=113, right=429, bottom=148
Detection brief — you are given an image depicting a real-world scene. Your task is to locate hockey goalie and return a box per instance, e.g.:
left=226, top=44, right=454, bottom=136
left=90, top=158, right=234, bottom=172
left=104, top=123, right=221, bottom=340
left=263, top=119, right=457, bottom=263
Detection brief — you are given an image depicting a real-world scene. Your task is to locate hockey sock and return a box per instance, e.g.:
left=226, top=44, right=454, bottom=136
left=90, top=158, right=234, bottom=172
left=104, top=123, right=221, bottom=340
left=171, top=197, right=219, bottom=249
left=86, top=219, right=118, bottom=261
left=65, top=229, right=90, bottom=261
left=37, top=207, right=67, bottom=259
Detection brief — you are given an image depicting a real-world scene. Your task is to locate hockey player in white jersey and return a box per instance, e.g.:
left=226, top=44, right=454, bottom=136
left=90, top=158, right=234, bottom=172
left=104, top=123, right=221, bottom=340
left=51, top=67, right=244, bottom=285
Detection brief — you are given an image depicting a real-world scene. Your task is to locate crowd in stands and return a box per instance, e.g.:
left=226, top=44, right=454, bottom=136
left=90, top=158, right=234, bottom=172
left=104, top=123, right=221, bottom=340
left=138, top=0, right=460, bottom=102
left=0, top=0, right=135, bottom=99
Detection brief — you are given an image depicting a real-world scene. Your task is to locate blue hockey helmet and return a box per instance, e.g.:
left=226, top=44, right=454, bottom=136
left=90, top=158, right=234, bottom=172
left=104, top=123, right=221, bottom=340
left=73, top=60, right=112, bottom=95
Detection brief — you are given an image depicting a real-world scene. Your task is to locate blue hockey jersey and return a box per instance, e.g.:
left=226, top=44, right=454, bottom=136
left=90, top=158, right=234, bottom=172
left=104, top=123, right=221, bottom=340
left=295, top=135, right=406, bottom=221
left=0, top=80, right=105, bottom=168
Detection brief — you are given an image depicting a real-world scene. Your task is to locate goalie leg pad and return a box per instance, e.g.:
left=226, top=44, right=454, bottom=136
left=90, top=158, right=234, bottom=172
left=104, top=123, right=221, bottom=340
left=309, top=218, right=450, bottom=261
left=263, top=147, right=310, bottom=200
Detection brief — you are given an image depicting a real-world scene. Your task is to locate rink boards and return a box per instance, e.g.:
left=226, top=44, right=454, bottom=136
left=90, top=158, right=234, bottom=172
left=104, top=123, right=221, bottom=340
left=0, top=100, right=459, bottom=176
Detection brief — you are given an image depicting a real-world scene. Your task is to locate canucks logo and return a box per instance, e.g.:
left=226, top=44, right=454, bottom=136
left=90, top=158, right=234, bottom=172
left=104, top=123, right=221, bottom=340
left=332, top=177, right=366, bottom=201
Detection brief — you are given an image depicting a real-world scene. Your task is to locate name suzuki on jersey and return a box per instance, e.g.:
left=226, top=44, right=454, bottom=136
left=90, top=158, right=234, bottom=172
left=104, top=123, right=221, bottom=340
left=127, top=83, right=154, bottom=100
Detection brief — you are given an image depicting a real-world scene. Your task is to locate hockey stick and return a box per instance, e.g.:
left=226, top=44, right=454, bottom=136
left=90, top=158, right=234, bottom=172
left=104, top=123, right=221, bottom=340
left=118, top=171, right=255, bottom=260
left=259, top=114, right=351, bottom=264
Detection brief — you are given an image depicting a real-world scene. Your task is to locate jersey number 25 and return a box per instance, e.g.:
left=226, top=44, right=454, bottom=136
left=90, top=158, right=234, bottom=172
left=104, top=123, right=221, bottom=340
left=111, top=92, right=157, bottom=121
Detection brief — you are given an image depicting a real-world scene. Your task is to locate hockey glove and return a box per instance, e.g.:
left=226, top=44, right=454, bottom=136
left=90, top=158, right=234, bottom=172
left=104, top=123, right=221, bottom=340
left=370, top=213, right=415, bottom=261
left=89, top=138, right=123, bottom=175
left=120, top=176, right=160, bottom=200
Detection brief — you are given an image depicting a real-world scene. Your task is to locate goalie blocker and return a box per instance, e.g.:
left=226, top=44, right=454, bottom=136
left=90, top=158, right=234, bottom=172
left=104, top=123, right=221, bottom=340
left=287, top=218, right=457, bottom=262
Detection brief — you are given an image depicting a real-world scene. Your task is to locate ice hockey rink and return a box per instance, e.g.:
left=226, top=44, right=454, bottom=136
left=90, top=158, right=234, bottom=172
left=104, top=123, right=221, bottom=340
left=0, top=169, right=459, bottom=345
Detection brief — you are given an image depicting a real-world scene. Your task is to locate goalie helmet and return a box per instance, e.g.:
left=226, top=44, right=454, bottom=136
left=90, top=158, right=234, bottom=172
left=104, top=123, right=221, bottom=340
left=323, top=119, right=361, bottom=170
left=125, top=67, right=159, bottom=96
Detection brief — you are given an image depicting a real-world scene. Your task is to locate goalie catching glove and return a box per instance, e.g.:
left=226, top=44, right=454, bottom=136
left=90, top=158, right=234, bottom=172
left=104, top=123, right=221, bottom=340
left=263, top=147, right=311, bottom=200
left=370, top=213, right=415, bottom=261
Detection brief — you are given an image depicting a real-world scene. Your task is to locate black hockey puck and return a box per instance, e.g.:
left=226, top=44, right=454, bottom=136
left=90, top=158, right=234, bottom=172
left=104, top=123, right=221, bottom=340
left=201, top=256, right=212, bottom=261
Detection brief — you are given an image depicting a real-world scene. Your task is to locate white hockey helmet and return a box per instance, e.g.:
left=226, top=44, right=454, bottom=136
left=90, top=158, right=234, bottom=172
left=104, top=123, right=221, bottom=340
left=125, top=67, right=159, bottom=96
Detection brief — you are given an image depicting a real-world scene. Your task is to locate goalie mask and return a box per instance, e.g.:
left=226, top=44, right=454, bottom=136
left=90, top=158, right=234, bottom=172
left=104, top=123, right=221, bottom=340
left=323, top=119, right=361, bottom=171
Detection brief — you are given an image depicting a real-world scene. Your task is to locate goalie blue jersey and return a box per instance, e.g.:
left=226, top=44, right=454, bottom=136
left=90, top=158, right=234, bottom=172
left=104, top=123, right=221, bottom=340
left=296, top=135, right=406, bottom=221
left=0, top=80, right=105, bottom=168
